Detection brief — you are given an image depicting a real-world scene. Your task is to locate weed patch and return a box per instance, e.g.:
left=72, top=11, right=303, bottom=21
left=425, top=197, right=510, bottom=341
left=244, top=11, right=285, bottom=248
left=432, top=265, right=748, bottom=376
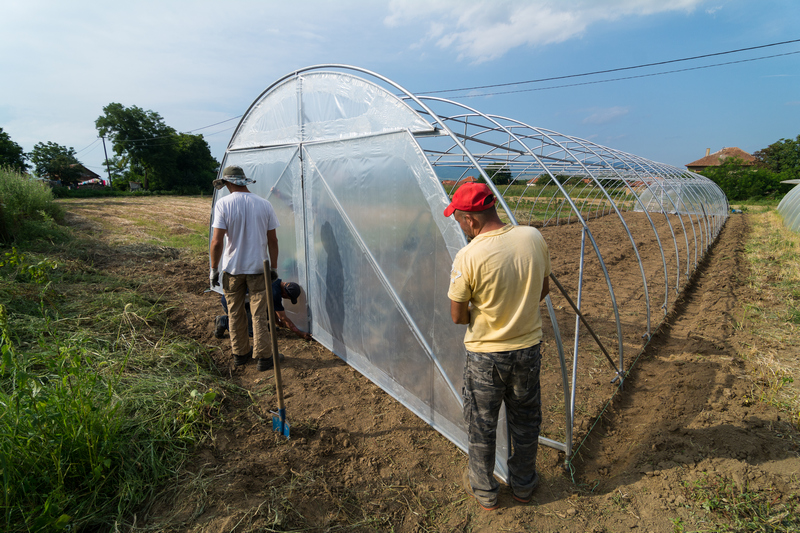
left=0, top=167, right=68, bottom=244
left=739, top=210, right=800, bottom=424
left=0, top=242, right=224, bottom=531
left=683, top=474, right=800, bottom=532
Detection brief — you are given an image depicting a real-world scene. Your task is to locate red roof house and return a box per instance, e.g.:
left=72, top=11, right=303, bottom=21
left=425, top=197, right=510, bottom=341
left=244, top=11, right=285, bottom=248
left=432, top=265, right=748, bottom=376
left=686, top=147, right=755, bottom=172
left=441, top=176, right=479, bottom=190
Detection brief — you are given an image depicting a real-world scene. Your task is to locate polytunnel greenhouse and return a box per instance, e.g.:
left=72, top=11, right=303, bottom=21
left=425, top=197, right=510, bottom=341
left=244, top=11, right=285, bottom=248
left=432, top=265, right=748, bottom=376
left=778, top=181, right=800, bottom=232
left=210, top=65, right=729, bottom=478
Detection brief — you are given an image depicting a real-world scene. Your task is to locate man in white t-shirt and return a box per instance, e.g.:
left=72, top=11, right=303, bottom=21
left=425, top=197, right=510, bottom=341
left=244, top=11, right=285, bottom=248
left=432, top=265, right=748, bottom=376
left=209, top=165, right=280, bottom=370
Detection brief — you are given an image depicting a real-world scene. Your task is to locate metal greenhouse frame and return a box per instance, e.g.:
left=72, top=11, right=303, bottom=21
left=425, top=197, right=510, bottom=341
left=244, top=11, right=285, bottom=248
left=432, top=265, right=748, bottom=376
left=212, top=65, right=729, bottom=478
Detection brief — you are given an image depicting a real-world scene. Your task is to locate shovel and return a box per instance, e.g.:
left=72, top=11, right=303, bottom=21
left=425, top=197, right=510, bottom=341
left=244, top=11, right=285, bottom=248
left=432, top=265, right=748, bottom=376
left=264, top=259, right=290, bottom=439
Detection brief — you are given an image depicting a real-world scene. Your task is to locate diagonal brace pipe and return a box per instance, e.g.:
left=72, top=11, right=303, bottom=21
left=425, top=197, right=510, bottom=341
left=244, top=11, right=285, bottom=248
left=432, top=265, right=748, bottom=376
left=549, top=272, right=624, bottom=384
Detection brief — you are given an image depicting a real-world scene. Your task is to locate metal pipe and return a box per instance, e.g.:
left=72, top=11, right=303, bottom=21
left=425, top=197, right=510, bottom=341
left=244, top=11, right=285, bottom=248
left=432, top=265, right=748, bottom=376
left=550, top=272, right=622, bottom=381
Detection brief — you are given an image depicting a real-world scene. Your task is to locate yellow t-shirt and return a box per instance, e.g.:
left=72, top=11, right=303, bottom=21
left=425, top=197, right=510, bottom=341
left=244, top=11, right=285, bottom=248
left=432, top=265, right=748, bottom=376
left=447, top=225, right=551, bottom=352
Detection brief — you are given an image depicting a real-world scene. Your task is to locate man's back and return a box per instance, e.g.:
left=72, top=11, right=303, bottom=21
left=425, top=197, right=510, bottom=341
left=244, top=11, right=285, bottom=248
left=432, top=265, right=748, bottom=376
left=448, top=224, right=550, bottom=352
left=213, top=192, right=279, bottom=275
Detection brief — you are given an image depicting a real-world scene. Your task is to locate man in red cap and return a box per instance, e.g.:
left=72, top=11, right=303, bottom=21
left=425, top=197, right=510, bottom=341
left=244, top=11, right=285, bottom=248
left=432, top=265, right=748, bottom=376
left=444, top=182, right=551, bottom=510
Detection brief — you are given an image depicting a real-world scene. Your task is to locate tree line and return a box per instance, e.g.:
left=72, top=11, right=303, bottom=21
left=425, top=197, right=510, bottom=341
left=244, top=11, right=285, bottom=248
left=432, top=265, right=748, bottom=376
left=473, top=138, right=800, bottom=202
left=2, top=117, right=799, bottom=199
left=0, top=103, right=219, bottom=194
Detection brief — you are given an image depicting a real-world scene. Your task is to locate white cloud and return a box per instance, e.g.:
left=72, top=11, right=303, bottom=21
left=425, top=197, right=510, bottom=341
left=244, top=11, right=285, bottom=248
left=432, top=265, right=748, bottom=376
left=583, top=106, right=630, bottom=125
left=0, top=0, right=391, bottom=170
left=386, top=0, right=707, bottom=63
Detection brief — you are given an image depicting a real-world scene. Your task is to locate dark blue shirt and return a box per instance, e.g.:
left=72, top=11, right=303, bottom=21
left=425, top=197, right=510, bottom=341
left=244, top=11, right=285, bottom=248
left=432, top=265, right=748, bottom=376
left=272, top=278, right=284, bottom=312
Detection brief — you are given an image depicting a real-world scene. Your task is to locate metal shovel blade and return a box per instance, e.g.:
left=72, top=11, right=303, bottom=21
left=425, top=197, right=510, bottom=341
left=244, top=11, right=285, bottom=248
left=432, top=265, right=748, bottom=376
left=271, top=408, right=290, bottom=438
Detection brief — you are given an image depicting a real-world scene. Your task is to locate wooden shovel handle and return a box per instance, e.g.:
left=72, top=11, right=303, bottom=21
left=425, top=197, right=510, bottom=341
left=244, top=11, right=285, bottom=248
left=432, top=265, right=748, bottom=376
left=264, top=259, right=284, bottom=411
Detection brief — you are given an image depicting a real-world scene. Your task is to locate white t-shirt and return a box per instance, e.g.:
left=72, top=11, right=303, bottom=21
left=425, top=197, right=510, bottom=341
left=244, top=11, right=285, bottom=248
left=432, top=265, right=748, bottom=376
left=212, top=192, right=280, bottom=275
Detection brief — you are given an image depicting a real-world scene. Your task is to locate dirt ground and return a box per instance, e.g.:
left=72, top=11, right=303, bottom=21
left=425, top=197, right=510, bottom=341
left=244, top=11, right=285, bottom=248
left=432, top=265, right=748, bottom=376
left=61, top=197, right=800, bottom=532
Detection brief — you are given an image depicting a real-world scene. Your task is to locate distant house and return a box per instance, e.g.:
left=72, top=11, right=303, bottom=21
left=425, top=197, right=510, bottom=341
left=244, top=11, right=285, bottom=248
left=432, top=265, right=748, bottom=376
left=686, top=147, right=755, bottom=173
left=72, top=164, right=101, bottom=182
left=441, top=176, right=478, bottom=190
left=43, top=163, right=102, bottom=186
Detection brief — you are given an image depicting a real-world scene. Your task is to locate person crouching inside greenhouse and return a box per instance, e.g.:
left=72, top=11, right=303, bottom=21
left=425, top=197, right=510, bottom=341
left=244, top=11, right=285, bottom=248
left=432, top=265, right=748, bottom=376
left=444, top=183, right=551, bottom=511
left=209, top=165, right=280, bottom=371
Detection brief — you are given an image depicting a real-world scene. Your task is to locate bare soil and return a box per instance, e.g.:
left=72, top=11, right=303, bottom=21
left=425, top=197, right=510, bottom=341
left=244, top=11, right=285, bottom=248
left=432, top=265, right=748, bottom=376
left=60, top=197, right=800, bottom=532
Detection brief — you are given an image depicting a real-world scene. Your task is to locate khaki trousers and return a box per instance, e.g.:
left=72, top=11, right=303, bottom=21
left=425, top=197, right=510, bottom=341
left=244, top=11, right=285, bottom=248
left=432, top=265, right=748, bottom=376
left=222, top=272, right=270, bottom=360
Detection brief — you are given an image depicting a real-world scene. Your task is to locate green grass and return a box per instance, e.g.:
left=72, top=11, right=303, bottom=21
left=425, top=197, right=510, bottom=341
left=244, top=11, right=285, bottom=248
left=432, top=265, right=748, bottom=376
left=132, top=217, right=209, bottom=251
left=683, top=474, right=800, bottom=532
left=0, top=243, right=225, bottom=532
left=457, top=183, right=643, bottom=225
left=0, top=167, right=68, bottom=244
left=738, top=209, right=800, bottom=425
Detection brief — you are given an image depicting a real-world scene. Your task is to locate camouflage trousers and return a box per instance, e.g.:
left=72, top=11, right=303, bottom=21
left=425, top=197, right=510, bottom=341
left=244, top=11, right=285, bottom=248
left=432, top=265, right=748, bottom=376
left=463, top=344, right=542, bottom=505
left=222, top=272, right=269, bottom=360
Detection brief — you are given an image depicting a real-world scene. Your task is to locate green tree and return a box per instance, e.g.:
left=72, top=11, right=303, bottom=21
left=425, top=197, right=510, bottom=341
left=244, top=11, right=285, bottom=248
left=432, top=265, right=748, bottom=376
left=479, top=163, right=512, bottom=185
left=28, top=141, right=83, bottom=185
left=700, top=158, right=791, bottom=201
left=174, top=133, right=219, bottom=192
left=0, top=128, right=28, bottom=172
left=95, top=103, right=217, bottom=192
left=754, top=135, right=800, bottom=180
left=96, top=103, right=175, bottom=190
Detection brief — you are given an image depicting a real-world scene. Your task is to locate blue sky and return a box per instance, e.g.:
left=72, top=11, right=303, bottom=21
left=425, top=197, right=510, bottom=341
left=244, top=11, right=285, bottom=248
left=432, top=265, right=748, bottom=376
left=1, top=0, right=798, bottom=176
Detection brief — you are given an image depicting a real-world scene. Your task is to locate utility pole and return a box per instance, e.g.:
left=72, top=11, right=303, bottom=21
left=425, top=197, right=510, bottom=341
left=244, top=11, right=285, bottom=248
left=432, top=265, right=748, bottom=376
left=101, top=136, right=112, bottom=186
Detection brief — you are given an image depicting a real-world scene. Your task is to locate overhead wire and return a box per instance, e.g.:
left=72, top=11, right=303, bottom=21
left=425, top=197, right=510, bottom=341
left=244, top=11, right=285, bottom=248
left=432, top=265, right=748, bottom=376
left=447, top=50, right=800, bottom=99
left=101, top=115, right=242, bottom=148
left=74, top=138, right=101, bottom=155
left=416, top=37, right=800, bottom=95
left=187, top=116, right=241, bottom=133
left=97, top=38, right=800, bottom=149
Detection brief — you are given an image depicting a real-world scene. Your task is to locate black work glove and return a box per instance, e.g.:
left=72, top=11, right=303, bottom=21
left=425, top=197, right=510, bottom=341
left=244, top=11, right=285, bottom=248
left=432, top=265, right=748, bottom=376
left=210, top=267, right=220, bottom=287
left=270, top=267, right=278, bottom=281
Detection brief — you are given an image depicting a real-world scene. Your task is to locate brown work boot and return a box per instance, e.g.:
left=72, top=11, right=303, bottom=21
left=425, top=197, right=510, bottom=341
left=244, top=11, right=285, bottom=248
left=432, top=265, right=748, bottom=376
left=461, top=470, right=499, bottom=511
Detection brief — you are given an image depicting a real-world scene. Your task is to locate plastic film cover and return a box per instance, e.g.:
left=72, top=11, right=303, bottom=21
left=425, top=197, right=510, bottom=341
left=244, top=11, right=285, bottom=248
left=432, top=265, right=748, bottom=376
left=300, top=72, right=433, bottom=141
left=212, top=147, right=308, bottom=331
left=229, top=80, right=301, bottom=150
left=217, top=71, right=519, bottom=480
left=229, top=72, right=433, bottom=150
left=778, top=183, right=800, bottom=232
left=302, top=132, right=510, bottom=477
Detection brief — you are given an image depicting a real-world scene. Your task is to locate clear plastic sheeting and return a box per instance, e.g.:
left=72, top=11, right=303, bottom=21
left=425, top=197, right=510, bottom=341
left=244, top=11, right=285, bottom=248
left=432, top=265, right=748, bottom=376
left=778, top=184, right=800, bottom=232
left=213, top=147, right=308, bottom=331
left=302, top=132, right=470, bottom=453
left=230, top=71, right=433, bottom=150
left=211, top=65, right=729, bottom=477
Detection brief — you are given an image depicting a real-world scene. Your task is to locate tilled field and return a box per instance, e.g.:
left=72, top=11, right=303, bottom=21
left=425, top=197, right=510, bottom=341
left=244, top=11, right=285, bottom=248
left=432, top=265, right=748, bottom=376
left=61, top=197, right=800, bottom=532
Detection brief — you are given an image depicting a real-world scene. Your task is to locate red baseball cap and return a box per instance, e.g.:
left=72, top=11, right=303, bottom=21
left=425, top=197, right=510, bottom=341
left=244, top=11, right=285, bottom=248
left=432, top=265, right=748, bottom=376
left=443, top=182, right=496, bottom=217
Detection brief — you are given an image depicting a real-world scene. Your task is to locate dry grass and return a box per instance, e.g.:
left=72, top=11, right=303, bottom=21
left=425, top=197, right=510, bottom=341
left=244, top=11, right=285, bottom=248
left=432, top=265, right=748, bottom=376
left=739, top=210, right=800, bottom=424
left=57, top=196, right=212, bottom=252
